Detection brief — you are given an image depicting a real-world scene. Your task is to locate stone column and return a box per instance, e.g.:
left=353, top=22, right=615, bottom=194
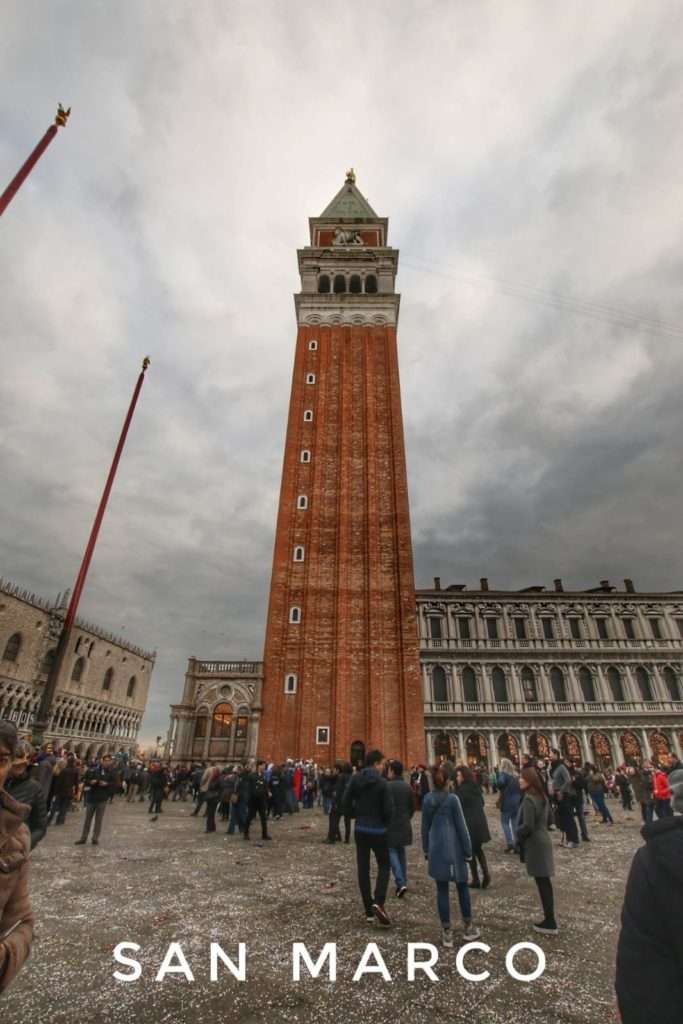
left=579, top=729, right=591, bottom=764
left=639, top=728, right=651, bottom=761
left=550, top=729, right=559, bottom=750
left=457, top=730, right=466, bottom=764
left=487, top=731, right=497, bottom=769
left=595, top=665, right=610, bottom=703
left=566, top=664, right=583, bottom=704
left=609, top=731, right=622, bottom=766
left=518, top=729, right=528, bottom=755
left=202, top=725, right=211, bottom=761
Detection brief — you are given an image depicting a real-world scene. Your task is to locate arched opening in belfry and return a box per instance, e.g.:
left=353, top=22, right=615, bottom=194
left=333, top=274, right=346, bottom=294
left=365, top=274, right=377, bottom=293
left=318, top=274, right=330, bottom=293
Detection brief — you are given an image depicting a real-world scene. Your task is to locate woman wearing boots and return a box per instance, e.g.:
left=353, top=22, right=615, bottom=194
left=455, top=766, right=491, bottom=889
left=422, top=764, right=480, bottom=947
left=517, top=767, right=558, bottom=934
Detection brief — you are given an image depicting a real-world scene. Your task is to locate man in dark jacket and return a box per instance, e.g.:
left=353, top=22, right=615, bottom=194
left=326, top=763, right=352, bottom=844
left=341, top=750, right=394, bottom=926
left=75, top=754, right=115, bottom=845
left=550, top=750, right=579, bottom=847
left=244, top=761, right=271, bottom=841
left=5, top=741, right=47, bottom=849
left=615, top=770, right=683, bottom=1023
left=147, top=761, right=168, bottom=815
left=386, top=760, right=414, bottom=898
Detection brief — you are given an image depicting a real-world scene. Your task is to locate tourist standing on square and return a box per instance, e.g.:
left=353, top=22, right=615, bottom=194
left=653, top=763, right=673, bottom=818
left=203, top=767, right=222, bottom=833
left=586, top=763, right=614, bottom=824
left=327, top=761, right=352, bottom=843
left=495, top=757, right=521, bottom=852
left=5, top=741, right=47, bottom=850
left=631, top=763, right=654, bottom=824
left=244, top=761, right=272, bottom=841
left=386, top=760, right=414, bottom=898
left=75, top=754, right=115, bottom=846
left=517, top=766, right=558, bottom=934
left=549, top=750, right=580, bottom=847
left=0, top=720, right=34, bottom=992
left=48, top=753, right=80, bottom=825
left=147, top=761, right=168, bottom=815
left=342, top=750, right=394, bottom=926
left=421, top=763, right=479, bottom=947
left=455, top=765, right=491, bottom=888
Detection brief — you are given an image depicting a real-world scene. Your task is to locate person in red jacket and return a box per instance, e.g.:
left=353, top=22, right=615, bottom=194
left=653, top=765, right=673, bottom=819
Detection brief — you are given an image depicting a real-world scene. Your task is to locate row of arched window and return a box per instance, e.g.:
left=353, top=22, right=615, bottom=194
left=318, top=273, right=377, bottom=294
left=430, top=663, right=682, bottom=704
left=193, top=702, right=250, bottom=741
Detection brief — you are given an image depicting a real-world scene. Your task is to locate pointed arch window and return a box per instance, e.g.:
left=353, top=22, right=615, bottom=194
left=462, top=666, right=478, bottom=703
left=521, top=666, right=538, bottom=702
left=492, top=667, right=508, bottom=703
left=636, top=666, right=653, bottom=701
left=2, top=633, right=22, bottom=662
left=550, top=667, right=567, bottom=703
left=663, top=667, right=681, bottom=701
left=579, top=667, right=596, bottom=702
left=432, top=666, right=447, bottom=703
left=102, top=667, right=114, bottom=692
left=127, top=676, right=137, bottom=698
left=607, top=667, right=625, bottom=702
left=71, top=657, right=85, bottom=683
left=41, top=648, right=57, bottom=676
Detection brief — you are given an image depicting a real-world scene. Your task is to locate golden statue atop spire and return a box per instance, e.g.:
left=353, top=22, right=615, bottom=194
left=345, top=167, right=356, bottom=185
left=55, top=103, right=71, bottom=128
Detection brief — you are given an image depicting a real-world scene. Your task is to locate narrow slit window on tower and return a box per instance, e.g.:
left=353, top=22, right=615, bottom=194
left=303, top=409, right=313, bottom=422
left=289, top=606, right=301, bottom=624
left=318, top=275, right=330, bottom=294
left=349, top=274, right=362, bottom=294
left=306, top=373, right=316, bottom=384
left=293, top=546, right=305, bottom=562
left=297, top=495, right=308, bottom=510
left=333, top=274, right=346, bottom=294
left=308, top=340, right=318, bottom=351
left=365, top=274, right=378, bottom=293
left=300, top=450, right=311, bottom=463
left=284, top=673, right=298, bottom=694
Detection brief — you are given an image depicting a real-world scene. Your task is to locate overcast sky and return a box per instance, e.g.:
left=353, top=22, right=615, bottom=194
left=2, top=2, right=682, bottom=744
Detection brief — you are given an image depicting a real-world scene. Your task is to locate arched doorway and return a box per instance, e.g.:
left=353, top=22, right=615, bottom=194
left=466, top=733, right=488, bottom=767
left=650, top=730, right=671, bottom=764
left=350, top=740, right=365, bottom=768
left=497, top=732, right=519, bottom=765
left=528, top=732, right=551, bottom=759
left=590, top=731, right=613, bottom=769
left=620, top=731, right=642, bottom=766
left=560, top=732, right=581, bottom=762
left=434, top=731, right=454, bottom=760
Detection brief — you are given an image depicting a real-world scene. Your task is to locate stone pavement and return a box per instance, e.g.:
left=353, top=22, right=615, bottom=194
left=3, top=793, right=638, bottom=1024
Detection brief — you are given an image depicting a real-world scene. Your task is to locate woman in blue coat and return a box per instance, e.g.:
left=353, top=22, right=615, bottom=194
left=421, top=764, right=481, bottom=946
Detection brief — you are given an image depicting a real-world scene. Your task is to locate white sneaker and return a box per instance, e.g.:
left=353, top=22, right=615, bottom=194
left=441, top=926, right=454, bottom=948
left=463, top=922, right=481, bottom=941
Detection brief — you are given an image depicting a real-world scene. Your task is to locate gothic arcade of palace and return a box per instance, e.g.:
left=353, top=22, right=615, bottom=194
left=166, top=177, right=683, bottom=769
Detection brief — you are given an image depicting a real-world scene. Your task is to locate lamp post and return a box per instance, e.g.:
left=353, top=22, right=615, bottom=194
left=31, top=358, right=151, bottom=747
left=0, top=104, right=71, bottom=218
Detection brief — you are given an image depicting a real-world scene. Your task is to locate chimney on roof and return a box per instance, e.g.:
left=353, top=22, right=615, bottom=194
left=480, top=577, right=489, bottom=591
left=553, top=578, right=564, bottom=592
left=433, top=576, right=441, bottom=590
left=600, top=579, right=610, bottom=590
left=624, top=578, right=635, bottom=593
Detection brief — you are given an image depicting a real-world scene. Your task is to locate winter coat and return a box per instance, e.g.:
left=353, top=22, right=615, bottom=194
left=386, top=778, right=414, bottom=848
left=653, top=771, right=672, bottom=801
left=148, top=769, right=168, bottom=795
left=0, top=789, right=34, bottom=992
left=455, top=780, right=491, bottom=850
left=631, top=770, right=653, bottom=804
left=495, top=771, right=522, bottom=816
left=587, top=771, right=606, bottom=796
left=5, top=773, right=47, bottom=850
left=341, top=767, right=393, bottom=834
left=52, top=765, right=79, bottom=799
left=421, top=791, right=472, bottom=883
left=333, top=770, right=351, bottom=809
left=82, top=766, right=115, bottom=805
left=30, top=755, right=56, bottom=798
left=550, top=761, right=574, bottom=797
left=516, top=793, right=554, bottom=879
left=205, top=774, right=222, bottom=803
left=616, top=817, right=683, bottom=1024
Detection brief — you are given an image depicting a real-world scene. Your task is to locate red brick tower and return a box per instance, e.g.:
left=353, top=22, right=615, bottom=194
left=258, top=172, right=424, bottom=767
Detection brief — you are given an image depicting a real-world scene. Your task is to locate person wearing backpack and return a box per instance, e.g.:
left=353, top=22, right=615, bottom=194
left=421, top=763, right=480, bottom=947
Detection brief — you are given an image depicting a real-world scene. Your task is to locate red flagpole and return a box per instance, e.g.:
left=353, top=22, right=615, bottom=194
left=0, top=104, right=71, bottom=218
left=31, top=357, right=151, bottom=747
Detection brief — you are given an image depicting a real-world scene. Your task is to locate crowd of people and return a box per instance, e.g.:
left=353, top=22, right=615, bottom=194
left=1, top=718, right=682, bottom=1016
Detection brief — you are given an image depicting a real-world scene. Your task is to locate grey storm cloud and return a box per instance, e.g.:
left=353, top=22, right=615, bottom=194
left=1, top=2, right=682, bottom=743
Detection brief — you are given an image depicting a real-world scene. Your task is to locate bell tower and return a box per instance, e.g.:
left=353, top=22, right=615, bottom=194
left=258, top=173, right=425, bottom=766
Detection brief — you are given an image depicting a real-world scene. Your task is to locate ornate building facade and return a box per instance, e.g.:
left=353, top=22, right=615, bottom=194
left=419, top=576, right=683, bottom=769
left=167, top=658, right=262, bottom=764
left=257, top=172, right=424, bottom=766
left=0, top=576, right=155, bottom=756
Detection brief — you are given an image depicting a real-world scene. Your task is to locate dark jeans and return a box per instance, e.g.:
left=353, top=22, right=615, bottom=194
left=591, top=791, right=613, bottom=823
left=354, top=831, right=390, bottom=913
left=557, top=796, right=579, bottom=843
left=328, top=808, right=351, bottom=842
left=54, top=794, right=71, bottom=825
left=245, top=800, right=269, bottom=838
left=571, top=795, right=589, bottom=840
left=228, top=800, right=246, bottom=834
left=205, top=798, right=219, bottom=832
left=436, top=879, right=471, bottom=926
left=655, top=798, right=673, bottom=818
left=535, top=876, right=556, bottom=925
left=620, top=789, right=633, bottom=811
left=640, top=801, right=654, bottom=824
left=80, top=802, right=106, bottom=841
left=149, top=792, right=163, bottom=814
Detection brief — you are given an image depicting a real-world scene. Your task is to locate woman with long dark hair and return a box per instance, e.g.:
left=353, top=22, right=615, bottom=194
left=421, top=764, right=480, bottom=947
left=517, top=766, right=558, bottom=934
left=455, top=765, right=491, bottom=888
